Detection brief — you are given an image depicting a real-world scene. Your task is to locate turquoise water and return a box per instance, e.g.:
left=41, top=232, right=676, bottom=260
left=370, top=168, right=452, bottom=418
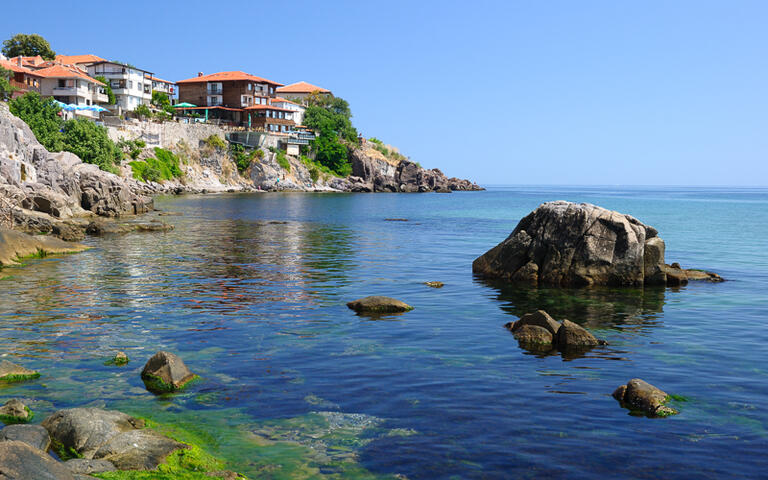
left=1, top=186, right=767, bottom=478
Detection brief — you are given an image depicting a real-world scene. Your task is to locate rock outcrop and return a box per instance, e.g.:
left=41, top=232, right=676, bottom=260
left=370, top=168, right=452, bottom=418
left=0, top=440, right=77, bottom=480
left=346, top=296, right=414, bottom=314
left=140, top=351, right=197, bottom=393
left=0, top=424, right=51, bottom=451
left=505, top=310, right=607, bottom=354
left=613, top=378, right=678, bottom=417
left=473, top=201, right=718, bottom=287
left=0, top=103, right=153, bottom=237
left=0, top=228, right=88, bottom=267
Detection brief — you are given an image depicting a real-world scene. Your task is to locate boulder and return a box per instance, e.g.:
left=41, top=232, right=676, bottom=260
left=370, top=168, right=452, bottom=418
left=64, top=459, right=117, bottom=475
left=473, top=201, right=665, bottom=287
left=555, top=319, right=606, bottom=349
left=141, top=351, right=197, bottom=393
left=0, top=399, right=32, bottom=423
left=424, top=281, right=444, bottom=288
left=42, top=408, right=145, bottom=459
left=346, top=296, right=414, bottom=314
left=0, top=441, right=76, bottom=480
left=93, top=429, right=188, bottom=470
left=511, top=324, right=553, bottom=345
left=0, top=228, right=88, bottom=267
left=508, top=310, right=561, bottom=336
left=0, top=359, right=40, bottom=382
left=613, top=378, right=678, bottom=417
left=0, top=424, right=50, bottom=451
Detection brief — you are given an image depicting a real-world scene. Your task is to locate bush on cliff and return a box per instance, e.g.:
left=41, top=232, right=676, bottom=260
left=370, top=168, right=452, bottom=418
left=9, top=92, right=122, bottom=173
left=304, top=96, right=358, bottom=177
left=130, top=147, right=182, bottom=182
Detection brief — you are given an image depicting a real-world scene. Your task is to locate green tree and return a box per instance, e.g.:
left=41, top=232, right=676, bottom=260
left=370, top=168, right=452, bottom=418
left=0, top=66, right=15, bottom=101
left=94, top=76, right=115, bottom=104
left=61, top=118, right=121, bottom=173
left=2, top=34, right=56, bottom=60
left=8, top=92, right=64, bottom=150
left=151, top=91, right=171, bottom=108
left=134, top=103, right=151, bottom=120
left=303, top=95, right=359, bottom=176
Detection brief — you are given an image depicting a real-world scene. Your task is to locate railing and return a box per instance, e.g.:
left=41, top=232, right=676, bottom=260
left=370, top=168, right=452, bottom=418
left=207, top=89, right=223, bottom=95
left=9, top=80, right=31, bottom=91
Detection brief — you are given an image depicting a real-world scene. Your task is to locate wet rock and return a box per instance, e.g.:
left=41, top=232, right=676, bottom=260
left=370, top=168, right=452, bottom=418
left=64, top=459, right=117, bottom=475
left=346, top=296, right=414, bottom=314
left=508, top=310, right=561, bottom=336
left=473, top=201, right=666, bottom=287
left=0, top=399, right=32, bottom=423
left=141, top=351, right=197, bottom=393
left=0, top=228, right=88, bottom=267
left=613, top=378, right=678, bottom=417
left=555, top=319, right=606, bottom=349
left=511, top=324, right=553, bottom=345
left=85, top=220, right=173, bottom=236
left=384, top=218, right=408, bottom=222
left=663, top=265, right=688, bottom=286
left=683, top=268, right=723, bottom=282
left=424, top=281, right=444, bottom=288
left=0, top=359, right=40, bottom=383
left=0, top=424, right=50, bottom=450
left=93, top=429, right=188, bottom=470
left=42, top=408, right=145, bottom=459
left=105, top=351, right=129, bottom=366
left=0, top=440, right=76, bottom=480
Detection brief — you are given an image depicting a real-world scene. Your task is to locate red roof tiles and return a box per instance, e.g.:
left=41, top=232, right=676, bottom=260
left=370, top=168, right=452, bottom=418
left=176, top=71, right=283, bottom=86
left=276, top=81, right=330, bottom=94
left=55, top=54, right=106, bottom=65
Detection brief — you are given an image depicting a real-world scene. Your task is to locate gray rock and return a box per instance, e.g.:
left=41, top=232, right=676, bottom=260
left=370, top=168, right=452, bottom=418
left=509, top=310, right=561, bottom=336
left=472, top=201, right=665, bottom=287
left=93, top=429, right=188, bottom=470
left=555, top=319, right=605, bottom=349
left=0, top=359, right=40, bottom=382
left=0, top=424, right=50, bottom=450
left=0, top=440, right=76, bottom=480
left=41, top=408, right=145, bottom=459
left=511, top=325, right=554, bottom=345
left=346, top=296, right=414, bottom=314
left=613, top=378, right=678, bottom=417
left=141, top=351, right=197, bottom=393
left=64, top=458, right=117, bottom=474
left=0, top=228, right=89, bottom=267
left=0, top=399, right=31, bottom=423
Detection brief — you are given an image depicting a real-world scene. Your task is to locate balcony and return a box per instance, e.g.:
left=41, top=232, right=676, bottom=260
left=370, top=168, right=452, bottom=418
left=207, top=89, right=223, bottom=96
left=93, top=91, right=109, bottom=103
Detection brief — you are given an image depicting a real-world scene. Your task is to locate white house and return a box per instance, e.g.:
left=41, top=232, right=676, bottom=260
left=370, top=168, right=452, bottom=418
left=34, top=64, right=108, bottom=119
left=85, top=61, right=153, bottom=111
left=270, top=96, right=306, bottom=125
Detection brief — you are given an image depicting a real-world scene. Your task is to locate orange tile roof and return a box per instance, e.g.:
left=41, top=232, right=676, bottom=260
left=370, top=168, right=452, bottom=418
left=176, top=71, right=283, bottom=86
left=276, top=81, right=331, bottom=94
left=33, top=64, right=105, bottom=86
left=244, top=104, right=293, bottom=112
left=150, top=76, right=174, bottom=84
left=270, top=96, right=302, bottom=106
left=55, top=54, right=106, bottom=65
left=0, top=58, right=40, bottom=75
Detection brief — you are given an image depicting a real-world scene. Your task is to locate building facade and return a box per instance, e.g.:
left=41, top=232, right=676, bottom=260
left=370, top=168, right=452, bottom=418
left=275, top=81, right=332, bottom=103
left=0, top=58, right=41, bottom=98
left=34, top=64, right=108, bottom=118
left=270, top=97, right=306, bottom=125
left=176, top=71, right=283, bottom=108
left=86, top=61, right=153, bottom=111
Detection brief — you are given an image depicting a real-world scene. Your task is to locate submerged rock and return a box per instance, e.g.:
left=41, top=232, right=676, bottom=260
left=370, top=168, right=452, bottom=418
left=0, top=359, right=40, bottom=383
left=506, top=310, right=607, bottom=355
left=613, top=378, right=678, bottom=417
left=141, top=351, right=197, bottom=393
left=424, top=281, right=444, bottom=288
left=0, top=228, right=88, bottom=267
left=0, top=398, right=32, bottom=423
left=42, top=408, right=145, bottom=459
left=0, top=424, right=50, bottom=450
left=0, top=440, right=76, bottom=480
left=511, top=324, right=554, bottom=345
left=508, top=310, right=561, bottom=336
left=346, top=296, right=414, bottom=314
left=105, top=351, right=129, bottom=366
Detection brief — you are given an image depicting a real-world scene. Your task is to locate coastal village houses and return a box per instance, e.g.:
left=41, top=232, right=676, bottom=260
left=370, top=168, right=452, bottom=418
left=0, top=57, right=41, bottom=98
left=275, top=81, right=332, bottom=103
left=85, top=60, right=153, bottom=111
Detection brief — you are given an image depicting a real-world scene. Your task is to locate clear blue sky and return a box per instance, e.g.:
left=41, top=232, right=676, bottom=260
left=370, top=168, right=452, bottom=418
left=3, top=0, right=767, bottom=186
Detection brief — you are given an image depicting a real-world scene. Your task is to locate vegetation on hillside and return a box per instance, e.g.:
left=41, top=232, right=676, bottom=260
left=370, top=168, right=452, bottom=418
left=1, top=33, right=56, bottom=60
left=0, top=67, right=15, bottom=101
left=229, top=143, right=263, bottom=174
left=9, top=92, right=122, bottom=173
left=303, top=95, right=358, bottom=177
left=129, top=147, right=182, bottom=183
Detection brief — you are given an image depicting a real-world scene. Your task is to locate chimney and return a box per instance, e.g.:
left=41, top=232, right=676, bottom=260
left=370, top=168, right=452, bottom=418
left=16, top=56, right=22, bottom=66
left=197, top=72, right=203, bottom=77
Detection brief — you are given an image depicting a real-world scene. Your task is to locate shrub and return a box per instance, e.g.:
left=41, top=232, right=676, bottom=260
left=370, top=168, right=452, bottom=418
left=9, top=92, right=64, bottom=151
left=0, top=66, right=15, bottom=101
left=276, top=151, right=290, bottom=172
left=368, top=137, right=383, bottom=145
left=61, top=118, right=121, bottom=174
left=129, top=147, right=181, bottom=182
left=134, top=104, right=151, bottom=119
left=117, top=138, right=146, bottom=160
left=308, top=165, right=320, bottom=183
left=203, top=135, right=227, bottom=150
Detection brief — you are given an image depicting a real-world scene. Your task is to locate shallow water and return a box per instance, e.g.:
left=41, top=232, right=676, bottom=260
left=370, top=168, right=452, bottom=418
left=1, top=186, right=767, bottom=479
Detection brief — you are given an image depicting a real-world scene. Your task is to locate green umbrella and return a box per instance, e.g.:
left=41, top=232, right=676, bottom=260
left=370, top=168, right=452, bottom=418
left=173, top=102, right=196, bottom=108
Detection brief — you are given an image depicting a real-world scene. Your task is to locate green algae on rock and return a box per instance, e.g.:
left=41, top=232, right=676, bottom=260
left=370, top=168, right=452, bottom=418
left=613, top=378, right=679, bottom=418
left=0, top=228, right=89, bottom=268
left=104, top=352, right=130, bottom=367
left=0, top=360, right=40, bottom=383
left=141, top=351, right=198, bottom=394
left=0, top=399, right=33, bottom=424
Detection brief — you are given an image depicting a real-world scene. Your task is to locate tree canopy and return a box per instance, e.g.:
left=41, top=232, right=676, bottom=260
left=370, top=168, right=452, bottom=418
left=0, top=67, right=15, bottom=101
left=303, top=96, right=359, bottom=176
left=2, top=34, right=56, bottom=60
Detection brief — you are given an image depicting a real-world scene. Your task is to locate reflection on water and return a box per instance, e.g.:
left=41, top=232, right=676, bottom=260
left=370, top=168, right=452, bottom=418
left=1, top=189, right=768, bottom=479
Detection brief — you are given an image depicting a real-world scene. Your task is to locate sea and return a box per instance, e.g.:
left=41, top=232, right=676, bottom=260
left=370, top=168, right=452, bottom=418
left=1, top=185, right=767, bottom=479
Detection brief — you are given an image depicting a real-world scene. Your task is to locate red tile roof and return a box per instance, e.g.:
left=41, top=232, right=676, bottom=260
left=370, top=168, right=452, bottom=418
left=276, top=81, right=331, bottom=94
left=33, top=64, right=105, bottom=85
left=0, top=58, right=40, bottom=75
left=55, top=54, right=106, bottom=65
left=270, top=96, right=302, bottom=106
left=150, top=76, right=174, bottom=84
left=176, top=71, right=283, bottom=86
left=244, top=104, right=293, bottom=112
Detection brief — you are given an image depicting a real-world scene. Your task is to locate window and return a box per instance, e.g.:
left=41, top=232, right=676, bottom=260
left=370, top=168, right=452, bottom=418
left=129, top=81, right=133, bottom=89
left=248, top=84, right=252, bottom=91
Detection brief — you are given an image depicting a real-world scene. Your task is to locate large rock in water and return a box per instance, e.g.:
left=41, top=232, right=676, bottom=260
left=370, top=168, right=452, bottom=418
left=0, top=228, right=88, bottom=267
left=0, top=424, right=51, bottom=451
left=473, top=201, right=667, bottom=287
left=346, top=296, right=414, bottom=314
left=613, top=378, right=678, bottom=417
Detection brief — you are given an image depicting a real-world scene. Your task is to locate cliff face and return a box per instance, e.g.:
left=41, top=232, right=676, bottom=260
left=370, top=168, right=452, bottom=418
left=0, top=103, right=152, bottom=236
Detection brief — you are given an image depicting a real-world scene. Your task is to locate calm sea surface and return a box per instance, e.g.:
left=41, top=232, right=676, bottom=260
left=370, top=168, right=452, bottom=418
left=2, top=186, right=767, bottom=479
